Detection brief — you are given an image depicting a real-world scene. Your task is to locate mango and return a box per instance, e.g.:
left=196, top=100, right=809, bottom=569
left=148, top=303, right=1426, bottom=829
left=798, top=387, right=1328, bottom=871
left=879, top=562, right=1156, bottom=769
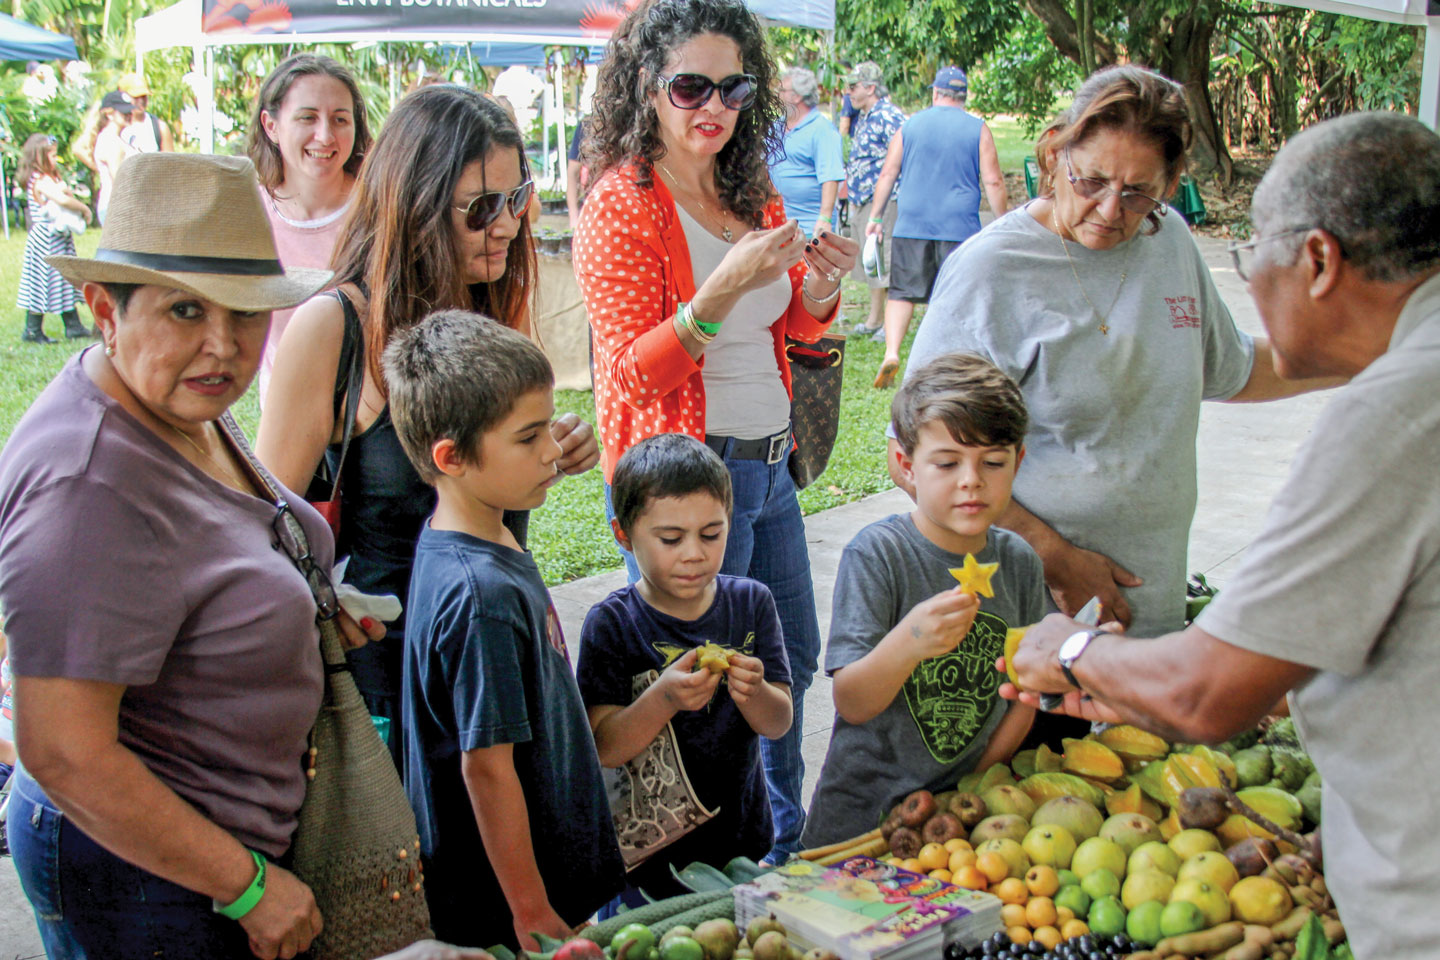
left=1096, top=725, right=1169, bottom=763
left=1036, top=743, right=1064, bottom=773
left=1215, top=814, right=1274, bottom=848
left=1061, top=738, right=1126, bottom=782
left=1018, top=773, right=1107, bottom=810
left=1234, top=786, right=1303, bottom=832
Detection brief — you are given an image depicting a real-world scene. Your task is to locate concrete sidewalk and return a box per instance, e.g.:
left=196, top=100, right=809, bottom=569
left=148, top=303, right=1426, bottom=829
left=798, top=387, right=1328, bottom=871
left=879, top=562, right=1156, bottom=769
left=0, top=235, right=1335, bottom=958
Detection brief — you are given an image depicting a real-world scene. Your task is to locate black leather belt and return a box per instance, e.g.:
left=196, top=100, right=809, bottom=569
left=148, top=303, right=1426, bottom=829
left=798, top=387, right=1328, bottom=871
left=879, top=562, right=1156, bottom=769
left=705, top=428, right=791, bottom=465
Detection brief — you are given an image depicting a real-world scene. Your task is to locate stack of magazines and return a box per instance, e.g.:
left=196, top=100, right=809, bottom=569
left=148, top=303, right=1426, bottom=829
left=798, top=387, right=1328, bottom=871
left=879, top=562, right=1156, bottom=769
left=733, top=856, right=1003, bottom=960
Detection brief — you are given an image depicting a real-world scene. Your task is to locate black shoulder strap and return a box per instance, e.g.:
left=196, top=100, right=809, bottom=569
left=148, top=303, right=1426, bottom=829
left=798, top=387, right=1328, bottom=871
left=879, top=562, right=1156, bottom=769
left=324, top=290, right=366, bottom=501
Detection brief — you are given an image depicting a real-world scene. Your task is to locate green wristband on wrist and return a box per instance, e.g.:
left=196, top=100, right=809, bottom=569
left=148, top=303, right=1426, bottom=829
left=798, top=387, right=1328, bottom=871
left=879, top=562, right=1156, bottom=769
left=869, top=214, right=885, bottom=223
left=684, top=302, right=722, bottom=336
left=214, top=849, right=267, bottom=921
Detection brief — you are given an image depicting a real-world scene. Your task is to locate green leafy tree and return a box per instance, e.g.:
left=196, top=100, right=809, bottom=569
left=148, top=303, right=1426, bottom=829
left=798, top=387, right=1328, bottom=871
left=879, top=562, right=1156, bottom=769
left=968, top=13, right=1081, bottom=134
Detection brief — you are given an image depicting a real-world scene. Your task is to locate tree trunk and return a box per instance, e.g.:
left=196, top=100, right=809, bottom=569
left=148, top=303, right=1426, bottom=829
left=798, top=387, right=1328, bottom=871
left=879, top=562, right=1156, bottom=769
left=1147, top=8, right=1234, bottom=184
left=1024, top=0, right=1118, bottom=69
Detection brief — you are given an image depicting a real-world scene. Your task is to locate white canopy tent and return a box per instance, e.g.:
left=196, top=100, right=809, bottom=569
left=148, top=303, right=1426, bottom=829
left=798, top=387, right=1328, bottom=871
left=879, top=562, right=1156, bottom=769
left=133, top=0, right=835, bottom=180
left=1264, top=0, right=1438, bottom=129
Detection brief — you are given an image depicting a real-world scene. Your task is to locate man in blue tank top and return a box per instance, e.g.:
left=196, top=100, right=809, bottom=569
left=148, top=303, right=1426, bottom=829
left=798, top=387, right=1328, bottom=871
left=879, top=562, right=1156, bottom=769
left=866, top=67, right=1007, bottom=388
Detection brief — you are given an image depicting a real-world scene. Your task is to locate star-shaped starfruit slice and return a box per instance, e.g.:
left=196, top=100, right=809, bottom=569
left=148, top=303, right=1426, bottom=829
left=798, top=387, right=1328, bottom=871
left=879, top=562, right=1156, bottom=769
left=949, top=553, right=999, bottom=598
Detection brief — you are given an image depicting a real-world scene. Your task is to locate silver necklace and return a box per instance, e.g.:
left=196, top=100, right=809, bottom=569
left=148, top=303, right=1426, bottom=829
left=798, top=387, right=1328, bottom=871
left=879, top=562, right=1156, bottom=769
left=1054, top=208, right=1131, bottom=336
left=658, top=164, right=733, bottom=243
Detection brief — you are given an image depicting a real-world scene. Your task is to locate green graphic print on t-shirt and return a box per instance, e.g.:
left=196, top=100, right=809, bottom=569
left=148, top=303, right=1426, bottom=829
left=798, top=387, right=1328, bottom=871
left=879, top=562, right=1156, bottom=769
left=900, top=609, right=1009, bottom=763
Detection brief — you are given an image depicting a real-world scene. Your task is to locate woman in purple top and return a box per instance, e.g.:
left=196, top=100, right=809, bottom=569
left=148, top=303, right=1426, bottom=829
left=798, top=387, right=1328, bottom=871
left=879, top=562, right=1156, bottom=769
left=0, top=154, right=388, bottom=960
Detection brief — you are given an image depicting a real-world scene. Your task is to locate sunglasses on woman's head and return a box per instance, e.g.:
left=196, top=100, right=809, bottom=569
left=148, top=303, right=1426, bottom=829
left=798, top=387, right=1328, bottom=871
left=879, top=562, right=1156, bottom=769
left=655, top=73, right=758, bottom=111
left=453, top=179, right=535, bottom=232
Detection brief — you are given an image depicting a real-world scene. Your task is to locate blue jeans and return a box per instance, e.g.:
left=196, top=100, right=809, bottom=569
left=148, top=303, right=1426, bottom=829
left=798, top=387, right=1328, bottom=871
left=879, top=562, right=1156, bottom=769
left=9, top=767, right=255, bottom=960
left=606, top=442, right=821, bottom=857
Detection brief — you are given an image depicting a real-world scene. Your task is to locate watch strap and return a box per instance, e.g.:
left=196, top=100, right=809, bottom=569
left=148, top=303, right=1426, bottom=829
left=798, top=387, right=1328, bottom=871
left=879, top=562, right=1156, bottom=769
left=1059, top=628, right=1103, bottom=689
left=214, top=849, right=267, bottom=920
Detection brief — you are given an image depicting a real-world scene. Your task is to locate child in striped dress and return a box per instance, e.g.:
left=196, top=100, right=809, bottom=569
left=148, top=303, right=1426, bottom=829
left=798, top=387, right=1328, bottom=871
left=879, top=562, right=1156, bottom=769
left=14, top=134, right=91, bottom=343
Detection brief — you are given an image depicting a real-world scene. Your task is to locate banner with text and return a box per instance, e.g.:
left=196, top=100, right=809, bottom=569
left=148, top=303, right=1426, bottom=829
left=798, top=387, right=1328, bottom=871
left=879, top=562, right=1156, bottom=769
left=200, top=0, right=636, bottom=40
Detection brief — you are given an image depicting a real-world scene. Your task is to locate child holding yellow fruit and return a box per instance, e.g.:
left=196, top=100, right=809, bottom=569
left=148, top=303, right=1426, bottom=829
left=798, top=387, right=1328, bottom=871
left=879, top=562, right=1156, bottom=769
left=803, top=354, right=1047, bottom=846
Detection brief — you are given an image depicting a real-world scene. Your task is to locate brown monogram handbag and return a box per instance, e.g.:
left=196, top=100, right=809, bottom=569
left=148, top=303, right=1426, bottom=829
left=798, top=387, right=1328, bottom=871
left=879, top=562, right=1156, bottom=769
left=785, top=333, right=847, bottom=490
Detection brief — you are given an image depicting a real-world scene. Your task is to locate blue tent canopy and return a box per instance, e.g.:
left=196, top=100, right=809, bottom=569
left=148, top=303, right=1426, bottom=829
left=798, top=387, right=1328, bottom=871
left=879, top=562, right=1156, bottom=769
left=0, top=12, right=79, bottom=62
left=466, top=42, right=607, bottom=67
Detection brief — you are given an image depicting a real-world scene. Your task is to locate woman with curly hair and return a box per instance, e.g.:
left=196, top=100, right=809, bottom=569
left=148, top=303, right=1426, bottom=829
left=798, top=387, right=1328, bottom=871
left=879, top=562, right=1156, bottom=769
left=575, top=0, right=857, bottom=863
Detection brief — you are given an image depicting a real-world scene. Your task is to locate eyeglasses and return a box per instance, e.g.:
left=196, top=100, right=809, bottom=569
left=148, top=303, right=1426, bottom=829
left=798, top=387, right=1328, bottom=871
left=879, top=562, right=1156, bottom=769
left=273, top=500, right=339, bottom=621
left=1226, top=226, right=1315, bottom=282
left=655, top=73, right=758, bottom=111
left=453, top=179, right=535, bottom=232
left=1063, top=149, right=1167, bottom=216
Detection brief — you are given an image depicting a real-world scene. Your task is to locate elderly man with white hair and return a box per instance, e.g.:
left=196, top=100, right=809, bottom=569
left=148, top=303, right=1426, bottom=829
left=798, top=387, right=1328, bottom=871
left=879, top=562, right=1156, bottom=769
left=1007, top=111, right=1440, bottom=960
left=770, top=66, right=844, bottom=238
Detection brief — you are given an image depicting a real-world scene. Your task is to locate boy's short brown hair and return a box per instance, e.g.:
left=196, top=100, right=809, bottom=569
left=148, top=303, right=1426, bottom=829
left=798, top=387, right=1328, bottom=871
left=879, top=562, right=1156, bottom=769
left=891, top=353, right=1027, bottom=454
left=383, top=309, right=554, bottom=484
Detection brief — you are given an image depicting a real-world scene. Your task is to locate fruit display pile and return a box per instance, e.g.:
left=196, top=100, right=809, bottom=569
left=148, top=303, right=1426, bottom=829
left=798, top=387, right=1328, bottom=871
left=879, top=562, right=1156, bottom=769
left=837, top=722, right=1343, bottom=958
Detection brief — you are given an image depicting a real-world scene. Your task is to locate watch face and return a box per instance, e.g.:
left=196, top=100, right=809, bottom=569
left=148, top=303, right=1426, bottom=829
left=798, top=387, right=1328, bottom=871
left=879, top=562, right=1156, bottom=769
left=1059, top=630, right=1094, bottom=663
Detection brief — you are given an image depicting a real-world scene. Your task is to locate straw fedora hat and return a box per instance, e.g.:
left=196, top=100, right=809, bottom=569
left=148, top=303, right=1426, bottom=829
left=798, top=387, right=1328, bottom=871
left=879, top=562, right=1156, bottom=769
left=48, top=153, right=333, bottom=312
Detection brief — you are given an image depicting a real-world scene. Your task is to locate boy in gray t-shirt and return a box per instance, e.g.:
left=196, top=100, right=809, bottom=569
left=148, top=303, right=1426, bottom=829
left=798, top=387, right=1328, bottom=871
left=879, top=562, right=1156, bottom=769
left=804, top=354, right=1048, bottom=846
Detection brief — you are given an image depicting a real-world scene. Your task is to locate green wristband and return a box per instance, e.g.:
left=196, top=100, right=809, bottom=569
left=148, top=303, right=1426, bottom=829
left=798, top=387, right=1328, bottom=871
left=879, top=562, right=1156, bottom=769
left=684, top=302, right=722, bottom=336
left=214, top=849, right=267, bottom=920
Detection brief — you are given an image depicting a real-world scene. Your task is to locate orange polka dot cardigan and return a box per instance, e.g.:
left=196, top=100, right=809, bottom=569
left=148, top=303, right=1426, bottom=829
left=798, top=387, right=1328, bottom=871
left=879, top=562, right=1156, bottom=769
left=574, top=163, right=839, bottom=482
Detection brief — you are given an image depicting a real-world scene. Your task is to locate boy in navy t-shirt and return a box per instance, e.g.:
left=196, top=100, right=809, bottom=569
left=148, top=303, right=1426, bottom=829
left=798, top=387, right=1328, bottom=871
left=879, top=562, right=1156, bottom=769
left=385, top=310, right=623, bottom=950
left=577, top=435, right=793, bottom=896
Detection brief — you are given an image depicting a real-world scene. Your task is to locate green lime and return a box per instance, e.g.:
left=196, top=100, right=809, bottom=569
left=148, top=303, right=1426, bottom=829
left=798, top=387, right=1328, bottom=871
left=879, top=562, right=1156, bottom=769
left=1056, top=869, right=1082, bottom=888
left=658, top=937, right=705, bottom=960
left=1080, top=867, right=1120, bottom=901
left=1159, top=900, right=1207, bottom=938
left=1053, top=883, right=1092, bottom=919
left=1126, top=900, right=1165, bottom=947
left=611, top=924, right=657, bottom=960
left=1087, top=895, right=1127, bottom=938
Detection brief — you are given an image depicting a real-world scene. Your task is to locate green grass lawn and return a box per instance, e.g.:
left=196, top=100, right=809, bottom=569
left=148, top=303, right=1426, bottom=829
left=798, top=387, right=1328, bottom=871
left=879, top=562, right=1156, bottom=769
left=986, top=115, right=1037, bottom=176
left=1, top=226, right=912, bottom=585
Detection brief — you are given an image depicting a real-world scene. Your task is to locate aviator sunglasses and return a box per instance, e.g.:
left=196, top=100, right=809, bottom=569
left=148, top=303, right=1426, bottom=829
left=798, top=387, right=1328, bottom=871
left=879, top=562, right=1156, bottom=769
left=1063, top=148, right=1168, bottom=216
left=454, top=178, right=536, bottom=232
left=655, top=73, right=759, bottom=111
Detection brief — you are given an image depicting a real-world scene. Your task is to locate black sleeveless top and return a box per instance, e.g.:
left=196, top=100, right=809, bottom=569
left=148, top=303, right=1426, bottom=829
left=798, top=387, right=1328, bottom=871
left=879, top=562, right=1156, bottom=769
left=326, top=291, right=528, bottom=704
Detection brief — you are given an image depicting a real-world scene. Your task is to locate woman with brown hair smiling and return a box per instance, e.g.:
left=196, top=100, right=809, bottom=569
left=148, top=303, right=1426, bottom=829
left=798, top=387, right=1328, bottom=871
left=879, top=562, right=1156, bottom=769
left=258, top=84, right=600, bottom=768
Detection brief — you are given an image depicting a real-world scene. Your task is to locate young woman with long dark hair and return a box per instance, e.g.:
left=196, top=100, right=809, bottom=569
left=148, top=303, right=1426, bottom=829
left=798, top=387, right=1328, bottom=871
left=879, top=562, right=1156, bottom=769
left=257, top=84, right=599, bottom=767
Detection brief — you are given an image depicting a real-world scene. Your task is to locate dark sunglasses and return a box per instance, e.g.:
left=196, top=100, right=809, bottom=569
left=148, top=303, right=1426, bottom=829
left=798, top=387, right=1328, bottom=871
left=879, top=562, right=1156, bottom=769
left=656, top=73, right=758, bottom=111
left=453, top=179, right=535, bottom=232
left=1063, top=148, right=1167, bottom=216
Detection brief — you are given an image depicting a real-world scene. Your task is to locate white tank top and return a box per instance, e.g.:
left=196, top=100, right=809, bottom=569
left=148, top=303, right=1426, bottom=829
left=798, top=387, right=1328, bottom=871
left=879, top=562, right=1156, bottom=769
left=676, top=204, right=793, bottom=440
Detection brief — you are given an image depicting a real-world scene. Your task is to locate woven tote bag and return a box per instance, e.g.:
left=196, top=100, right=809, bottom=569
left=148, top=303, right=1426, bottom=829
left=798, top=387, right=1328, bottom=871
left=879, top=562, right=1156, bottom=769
left=224, top=413, right=433, bottom=959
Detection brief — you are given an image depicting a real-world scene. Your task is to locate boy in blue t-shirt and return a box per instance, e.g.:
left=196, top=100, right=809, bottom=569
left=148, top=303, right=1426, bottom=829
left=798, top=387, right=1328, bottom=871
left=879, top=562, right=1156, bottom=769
left=803, top=353, right=1048, bottom=846
left=577, top=435, right=793, bottom=896
left=385, top=310, right=623, bottom=950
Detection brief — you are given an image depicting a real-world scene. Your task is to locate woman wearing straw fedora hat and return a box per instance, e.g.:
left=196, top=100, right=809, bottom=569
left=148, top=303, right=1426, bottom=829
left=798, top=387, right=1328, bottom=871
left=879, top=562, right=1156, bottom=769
left=0, top=152, right=387, bottom=960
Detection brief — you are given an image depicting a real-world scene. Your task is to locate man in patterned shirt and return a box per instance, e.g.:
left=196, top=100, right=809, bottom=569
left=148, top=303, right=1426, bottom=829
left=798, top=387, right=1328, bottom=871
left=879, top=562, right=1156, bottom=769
left=843, top=63, right=906, bottom=336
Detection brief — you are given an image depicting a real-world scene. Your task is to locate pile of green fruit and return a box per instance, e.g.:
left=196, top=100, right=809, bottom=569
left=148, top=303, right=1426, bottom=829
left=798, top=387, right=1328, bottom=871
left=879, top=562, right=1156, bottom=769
left=568, top=906, right=834, bottom=960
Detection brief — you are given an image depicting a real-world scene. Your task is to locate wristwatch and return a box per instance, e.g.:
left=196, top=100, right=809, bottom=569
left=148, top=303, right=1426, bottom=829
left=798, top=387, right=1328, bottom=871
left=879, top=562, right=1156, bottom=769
left=1057, top=628, right=1105, bottom=689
